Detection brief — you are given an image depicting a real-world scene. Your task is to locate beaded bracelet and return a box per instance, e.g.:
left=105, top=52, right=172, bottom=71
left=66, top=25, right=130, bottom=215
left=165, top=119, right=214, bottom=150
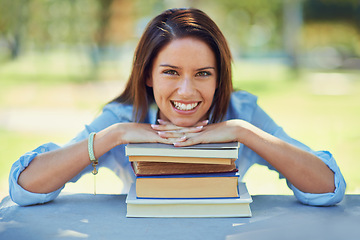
left=88, top=132, right=98, bottom=175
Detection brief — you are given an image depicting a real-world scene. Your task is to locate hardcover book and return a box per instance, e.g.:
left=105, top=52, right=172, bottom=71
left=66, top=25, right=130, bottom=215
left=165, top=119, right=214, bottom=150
left=135, top=172, right=239, bottom=198
left=128, top=155, right=235, bottom=165
left=131, top=160, right=237, bottom=176
left=126, top=182, right=252, bottom=218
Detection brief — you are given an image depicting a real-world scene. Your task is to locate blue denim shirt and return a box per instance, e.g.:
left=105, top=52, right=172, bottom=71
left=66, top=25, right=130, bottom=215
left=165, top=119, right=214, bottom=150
left=9, top=91, right=346, bottom=206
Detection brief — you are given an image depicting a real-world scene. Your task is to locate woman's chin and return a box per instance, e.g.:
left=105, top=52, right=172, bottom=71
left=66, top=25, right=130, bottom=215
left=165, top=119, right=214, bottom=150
left=171, top=119, right=199, bottom=127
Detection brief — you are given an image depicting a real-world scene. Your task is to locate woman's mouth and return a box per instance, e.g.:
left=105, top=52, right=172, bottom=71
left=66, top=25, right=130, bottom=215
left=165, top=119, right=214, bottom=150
left=171, top=101, right=200, bottom=111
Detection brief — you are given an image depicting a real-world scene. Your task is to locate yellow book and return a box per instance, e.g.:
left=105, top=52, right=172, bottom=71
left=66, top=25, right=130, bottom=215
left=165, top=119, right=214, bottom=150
left=135, top=172, right=239, bottom=199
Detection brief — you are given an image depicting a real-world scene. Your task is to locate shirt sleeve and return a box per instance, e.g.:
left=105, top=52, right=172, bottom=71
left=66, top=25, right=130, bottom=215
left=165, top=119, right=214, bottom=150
left=9, top=143, right=64, bottom=206
left=286, top=151, right=346, bottom=206
left=232, top=91, right=346, bottom=206
left=9, top=102, right=131, bottom=206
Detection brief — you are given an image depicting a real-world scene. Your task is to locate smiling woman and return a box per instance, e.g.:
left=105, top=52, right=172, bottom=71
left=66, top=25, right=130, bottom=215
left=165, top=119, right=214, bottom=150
left=9, top=8, right=346, bottom=207
left=114, top=8, right=233, bottom=125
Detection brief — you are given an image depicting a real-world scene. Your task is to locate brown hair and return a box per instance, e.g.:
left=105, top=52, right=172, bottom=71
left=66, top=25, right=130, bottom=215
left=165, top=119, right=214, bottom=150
left=113, top=8, right=233, bottom=123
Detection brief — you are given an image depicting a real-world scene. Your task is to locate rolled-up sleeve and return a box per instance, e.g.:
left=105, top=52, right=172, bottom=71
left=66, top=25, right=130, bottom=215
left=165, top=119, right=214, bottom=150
left=9, top=143, right=64, bottom=206
left=287, top=151, right=346, bottom=206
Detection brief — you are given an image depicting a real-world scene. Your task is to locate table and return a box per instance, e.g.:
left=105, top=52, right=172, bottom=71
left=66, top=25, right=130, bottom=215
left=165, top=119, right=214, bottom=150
left=1, top=193, right=359, bottom=240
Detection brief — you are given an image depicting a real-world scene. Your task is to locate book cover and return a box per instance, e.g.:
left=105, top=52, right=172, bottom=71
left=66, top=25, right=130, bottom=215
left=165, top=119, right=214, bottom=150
left=126, top=182, right=252, bottom=218
left=135, top=172, right=240, bottom=199
left=125, top=142, right=240, bottom=159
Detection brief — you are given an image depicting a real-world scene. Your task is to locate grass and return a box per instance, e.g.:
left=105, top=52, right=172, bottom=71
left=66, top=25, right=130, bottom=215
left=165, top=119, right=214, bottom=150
left=0, top=55, right=359, bottom=199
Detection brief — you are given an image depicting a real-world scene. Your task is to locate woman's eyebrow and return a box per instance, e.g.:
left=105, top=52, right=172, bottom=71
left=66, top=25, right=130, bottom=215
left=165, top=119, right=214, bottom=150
left=159, top=64, right=215, bottom=71
left=197, top=66, right=215, bottom=71
left=159, top=64, right=180, bottom=69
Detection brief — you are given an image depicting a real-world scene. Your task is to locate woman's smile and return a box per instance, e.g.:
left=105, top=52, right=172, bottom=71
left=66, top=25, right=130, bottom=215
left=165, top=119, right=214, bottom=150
left=171, top=100, right=200, bottom=111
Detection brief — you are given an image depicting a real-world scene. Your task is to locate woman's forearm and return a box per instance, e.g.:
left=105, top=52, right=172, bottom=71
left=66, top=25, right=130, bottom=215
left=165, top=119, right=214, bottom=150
left=18, top=125, right=119, bottom=194
left=238, top=121, right=335, bottom=194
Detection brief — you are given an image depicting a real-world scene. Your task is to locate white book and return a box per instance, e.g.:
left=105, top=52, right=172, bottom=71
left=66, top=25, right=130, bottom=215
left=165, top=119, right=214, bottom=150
left=126, top=182, right=252, bottom=218
left=125, top=142, right=240, bottom=159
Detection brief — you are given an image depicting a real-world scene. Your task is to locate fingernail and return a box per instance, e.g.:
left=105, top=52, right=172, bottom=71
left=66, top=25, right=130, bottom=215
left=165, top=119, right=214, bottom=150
left=157, top=131, right=166, bottom=137
left=157, top=119, right=165, bottom=124
left=202, top=120, right=209, bottom=124
left=196, top=126, right=203, bottom=129
left=151, top=124, right=157, bottom=128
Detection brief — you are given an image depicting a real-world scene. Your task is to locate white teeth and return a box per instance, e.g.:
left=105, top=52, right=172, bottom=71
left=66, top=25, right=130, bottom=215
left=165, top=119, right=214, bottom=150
left=172, top=101, right=199, bottom=111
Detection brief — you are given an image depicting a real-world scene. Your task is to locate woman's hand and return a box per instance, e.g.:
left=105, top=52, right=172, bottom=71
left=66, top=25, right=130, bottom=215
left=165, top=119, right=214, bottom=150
left=153, top=119, right=245, bottom=146
left=150, top=119, right=209, bottom=144
left=113, top=122, right=183, bottom=145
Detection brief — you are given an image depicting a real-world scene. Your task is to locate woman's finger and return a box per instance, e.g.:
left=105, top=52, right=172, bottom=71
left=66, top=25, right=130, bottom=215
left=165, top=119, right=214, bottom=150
left=157, top=119, right=209, bottom=127
left=173, top=136, right=204, bottom=147
left=156, top=126, right=204, bottom=138
left=151, top=124, right=204, bottom=133
left=194, top=120, right=209, bottom=127
left=157, top=119, right=171, bottom=125
left=151, top=124, right=183, bottom=131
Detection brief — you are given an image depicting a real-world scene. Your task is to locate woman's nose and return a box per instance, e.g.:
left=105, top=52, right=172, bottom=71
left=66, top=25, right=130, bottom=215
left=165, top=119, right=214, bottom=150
left=177, top=77, right=196, bottom=97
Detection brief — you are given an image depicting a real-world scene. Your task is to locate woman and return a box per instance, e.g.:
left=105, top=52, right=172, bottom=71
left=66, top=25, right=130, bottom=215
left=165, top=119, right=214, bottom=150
left=9, top=8, right=346, bottom=206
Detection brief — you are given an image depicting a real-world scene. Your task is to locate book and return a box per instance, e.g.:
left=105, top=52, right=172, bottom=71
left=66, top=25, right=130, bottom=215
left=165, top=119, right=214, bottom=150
left=131, top=160, right=237, bottom=176
left=135, top=172, right=239, bottom=198
left=126, top=182, right=252, bottom=218
left=125, top=142, right=240, bottom=159
left=128, top=155, right=234, bottom=165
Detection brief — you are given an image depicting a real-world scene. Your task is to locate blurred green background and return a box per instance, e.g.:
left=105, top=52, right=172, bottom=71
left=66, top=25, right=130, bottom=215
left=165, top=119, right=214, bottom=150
left=1, top=0, right=359, bottom=199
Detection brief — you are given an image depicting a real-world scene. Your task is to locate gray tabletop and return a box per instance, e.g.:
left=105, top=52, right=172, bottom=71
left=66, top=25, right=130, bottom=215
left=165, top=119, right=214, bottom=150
left=1, top=193, right=359, bottom=240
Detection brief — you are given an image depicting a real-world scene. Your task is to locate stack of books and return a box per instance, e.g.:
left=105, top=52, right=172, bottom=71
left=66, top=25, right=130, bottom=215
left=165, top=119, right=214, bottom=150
left=125, top=142, right=252, bottom=218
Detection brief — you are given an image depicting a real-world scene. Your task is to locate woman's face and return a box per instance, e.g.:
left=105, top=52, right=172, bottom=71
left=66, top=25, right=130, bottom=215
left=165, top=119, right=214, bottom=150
left=147, top=37, right=217, bottom=127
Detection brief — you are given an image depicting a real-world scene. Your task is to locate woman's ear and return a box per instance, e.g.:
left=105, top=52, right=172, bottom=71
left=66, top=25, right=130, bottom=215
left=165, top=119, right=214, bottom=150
left=146, top=77, right=153, bottom=87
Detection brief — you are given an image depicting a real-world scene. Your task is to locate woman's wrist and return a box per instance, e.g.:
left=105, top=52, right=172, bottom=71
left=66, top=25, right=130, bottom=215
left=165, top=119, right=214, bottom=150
left=229, top=119, right=252, bottom=144
left=109, top=123, right=127, bottom=147
left=94, top=124, right=124, bottom=154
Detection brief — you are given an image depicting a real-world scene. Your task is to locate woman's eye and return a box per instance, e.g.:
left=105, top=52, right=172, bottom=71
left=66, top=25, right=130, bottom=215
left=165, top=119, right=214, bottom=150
left=196, top=71, right=211, bottom=77
left=163, top=70, right=178, bottom=75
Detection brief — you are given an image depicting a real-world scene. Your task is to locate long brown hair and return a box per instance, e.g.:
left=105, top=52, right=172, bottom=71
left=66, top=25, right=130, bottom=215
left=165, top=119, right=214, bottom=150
left=113, top=8, right=233, bottom=123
